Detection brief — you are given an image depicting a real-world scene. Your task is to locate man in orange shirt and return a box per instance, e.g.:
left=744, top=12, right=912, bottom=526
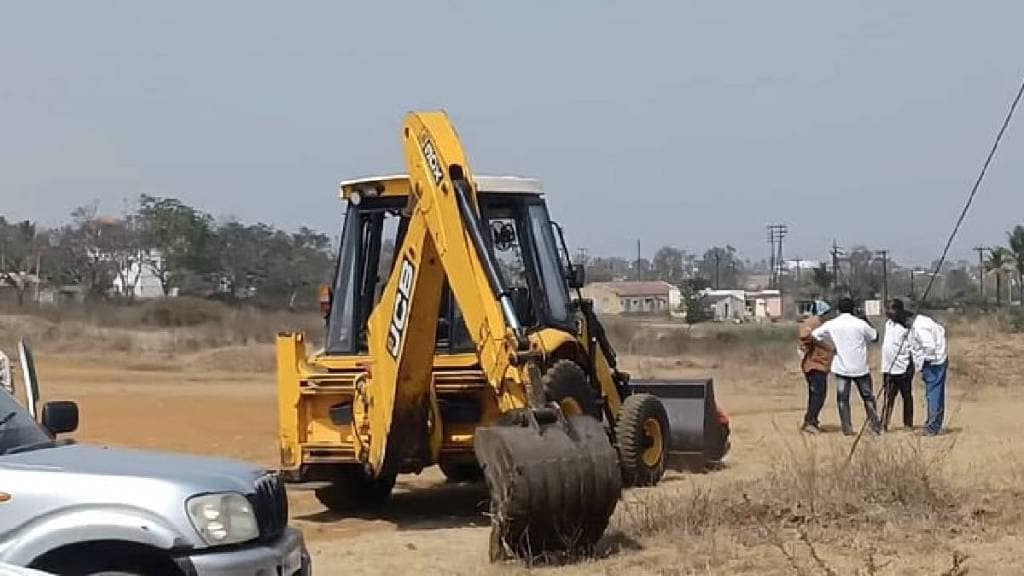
left=799, top=300, right=835, bottom=433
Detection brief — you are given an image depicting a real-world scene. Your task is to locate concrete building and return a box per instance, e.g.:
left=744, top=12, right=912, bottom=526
left=701, top=288, right=783, bottom=322
left=703, top=290, right=746, bottom=322
left=583, top=281, right=682, bottom=316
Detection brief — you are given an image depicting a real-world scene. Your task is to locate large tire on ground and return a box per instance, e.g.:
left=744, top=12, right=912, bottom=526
left=440, top=461, right=484, bottom=483
left=314, top=468, right=397, bottom=513
left=475, top=411, right=622, bottom=561
left=615, top=393, right=670, bottom=487
left=542, top=360, right=601, bottom=420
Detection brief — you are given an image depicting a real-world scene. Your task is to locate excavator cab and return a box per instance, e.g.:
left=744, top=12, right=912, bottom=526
left=321, top=176, right=574, bottom=356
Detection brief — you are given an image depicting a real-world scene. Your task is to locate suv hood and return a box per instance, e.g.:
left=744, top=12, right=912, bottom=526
left=0, top=443, right=266, bottom=494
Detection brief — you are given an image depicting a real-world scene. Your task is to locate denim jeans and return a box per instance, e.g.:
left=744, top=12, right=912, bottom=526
left=803, top=370, right=827, bottom=427
left=835, top=374, right=881, bottom=435
left=922, top=361, right=948, bottom=435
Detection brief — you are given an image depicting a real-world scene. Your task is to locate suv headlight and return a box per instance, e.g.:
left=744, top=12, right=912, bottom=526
left=186, top=493, right=259, bottom=546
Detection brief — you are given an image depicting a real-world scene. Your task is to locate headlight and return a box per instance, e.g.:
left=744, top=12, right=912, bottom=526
left=186, top=493, right=259, bottom=546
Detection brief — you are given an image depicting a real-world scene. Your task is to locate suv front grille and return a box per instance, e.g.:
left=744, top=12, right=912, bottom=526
left=251, top=472, right=288, bottom=541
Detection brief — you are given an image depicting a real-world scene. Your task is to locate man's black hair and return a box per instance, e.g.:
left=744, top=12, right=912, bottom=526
left=837, top=297, right=855, bottom=314
left=890, top=298, right=905, bottom=312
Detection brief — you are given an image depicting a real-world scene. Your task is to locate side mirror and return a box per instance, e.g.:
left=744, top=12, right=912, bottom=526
left=42, top=401, right=78, bottom=435
left=568, top=265, right=586, bottom=289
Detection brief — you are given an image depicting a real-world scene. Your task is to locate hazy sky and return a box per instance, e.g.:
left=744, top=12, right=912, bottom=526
left=3, top=2, right=1024, bottom=266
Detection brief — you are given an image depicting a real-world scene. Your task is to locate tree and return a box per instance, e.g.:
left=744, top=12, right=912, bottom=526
left=585, top=257, right=630, bottom=283
left=698, top=246, right=742, bottom=289
left=680, top=278, right=712, bottom=324
left=1008, top=225, right=1024, bottom=304
left=652, top=246, right=687, bottom=285
left=986, top=247, right=1013, bottom=305
left=136, top=195, right=216, bottom=296
left=943, top=268, right=974, bottom=303
left=810, top=263, right=832, bottom=296
left=845, top=246, right=882, bottom=300
left=259, top=227, right=333, bottom=309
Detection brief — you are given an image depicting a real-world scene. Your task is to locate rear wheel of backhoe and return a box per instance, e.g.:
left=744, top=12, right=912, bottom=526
left=543, top=360, right=601, bottom=420
left=475, top=411, right=622, bottom=562
left=314, top=468, right=397, bottom=513
left=616, top=393, right=670, bottom=487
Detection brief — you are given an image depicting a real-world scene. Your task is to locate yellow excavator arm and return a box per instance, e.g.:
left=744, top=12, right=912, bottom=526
left=361, top=112, right=537, bottom=476
left=358, top=111, right=621, bottom=559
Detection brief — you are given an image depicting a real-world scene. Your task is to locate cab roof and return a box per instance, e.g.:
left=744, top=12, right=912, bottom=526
left=338, top=174, right=543, bottom=201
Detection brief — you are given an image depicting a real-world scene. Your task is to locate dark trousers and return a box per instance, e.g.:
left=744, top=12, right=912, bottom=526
left=836, top=373, right=881, bottom=434
left=882, top=367, right=914, bottom=430
left=803, top=370, right=828, bottom=427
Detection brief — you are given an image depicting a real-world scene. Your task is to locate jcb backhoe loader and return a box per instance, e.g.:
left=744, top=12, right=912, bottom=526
left=276, top=111, right=730, bottom=559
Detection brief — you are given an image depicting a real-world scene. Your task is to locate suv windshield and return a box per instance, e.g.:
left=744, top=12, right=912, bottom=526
left=0, top=392, right=52, bottom=455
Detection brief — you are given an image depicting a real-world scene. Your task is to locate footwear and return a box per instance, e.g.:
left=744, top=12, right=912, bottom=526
left=800, top=423, right=821, bottom=434
left=842, top=430, right=855, bottom=437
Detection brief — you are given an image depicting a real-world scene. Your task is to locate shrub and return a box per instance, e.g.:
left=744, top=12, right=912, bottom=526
left=139, top=297, right=226, bottom=327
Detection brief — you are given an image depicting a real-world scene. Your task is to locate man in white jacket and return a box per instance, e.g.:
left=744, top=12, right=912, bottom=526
left=811, top=297, right=882, bottom=435
left=908, top=310, right=948, bottom=436
left=881, top=299, right=914, bottom=430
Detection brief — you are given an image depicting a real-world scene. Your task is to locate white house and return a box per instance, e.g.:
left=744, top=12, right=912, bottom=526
left=111, top=250, right=175, bottom=299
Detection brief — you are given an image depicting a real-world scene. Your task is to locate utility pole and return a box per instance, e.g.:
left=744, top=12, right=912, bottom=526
left=830, top=240, right=844, bottom=293
left=766, top=224, right=788, bottom=289
left=909, top=269, right=915, bottom=302
left=875, top=249, right=889, bottom=307
left=974, top=246, right=988, bottom=299
left=635, top=238, right=641, bottom=281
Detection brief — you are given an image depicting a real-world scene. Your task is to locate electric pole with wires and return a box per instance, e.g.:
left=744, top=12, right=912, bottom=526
left=766, top=224, right=787, bottom=289
left=974, top=246, right=988, bottom=299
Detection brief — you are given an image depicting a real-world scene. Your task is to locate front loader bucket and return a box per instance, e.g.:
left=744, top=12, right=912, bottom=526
left=627, top=378, right=730, bottom=471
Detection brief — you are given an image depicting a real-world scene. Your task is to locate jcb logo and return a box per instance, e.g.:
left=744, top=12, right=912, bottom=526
left=387, top=257, right=416, bottom=359
left=421, top=138, right=444, bottom=185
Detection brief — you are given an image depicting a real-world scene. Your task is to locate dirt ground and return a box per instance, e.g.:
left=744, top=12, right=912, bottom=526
left=24, top=329, right=1024, bottom=575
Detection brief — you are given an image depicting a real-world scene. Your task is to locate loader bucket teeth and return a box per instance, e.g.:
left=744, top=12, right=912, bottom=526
left=474, top=413, right=622, bottom=561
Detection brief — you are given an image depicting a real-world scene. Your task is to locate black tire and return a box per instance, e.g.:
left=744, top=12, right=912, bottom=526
left=616, top=393, right=670, bottom=487
left=314, top=468, right=397, bottom=513
left=439, top=461, right=484, bottom=483
left=543, top=360, right=601, bottom=419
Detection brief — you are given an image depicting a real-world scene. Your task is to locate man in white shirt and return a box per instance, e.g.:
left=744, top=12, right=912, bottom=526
left=908, top=310, right=948, bottom=436
left=880, top=299, right=914, bottom=431
left=811, top=297, right=881, bottom=435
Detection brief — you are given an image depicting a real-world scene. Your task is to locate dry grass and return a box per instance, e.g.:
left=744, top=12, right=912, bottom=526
left=0, top=301, right=322, bottom=359
left=607, top=435, right=987, bottom=575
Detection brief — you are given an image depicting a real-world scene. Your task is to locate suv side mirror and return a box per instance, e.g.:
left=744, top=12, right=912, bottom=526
left=42, top=401, right=78, bottom=435
left=568, top=265, right=586, bottom=289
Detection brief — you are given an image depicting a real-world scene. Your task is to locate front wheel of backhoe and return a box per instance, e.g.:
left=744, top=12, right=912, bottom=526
left=314, top=468, right=397, bottom=513
left=616, top=393, right=670, bottom=487
left=543, top=360, right=601, bottom=419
